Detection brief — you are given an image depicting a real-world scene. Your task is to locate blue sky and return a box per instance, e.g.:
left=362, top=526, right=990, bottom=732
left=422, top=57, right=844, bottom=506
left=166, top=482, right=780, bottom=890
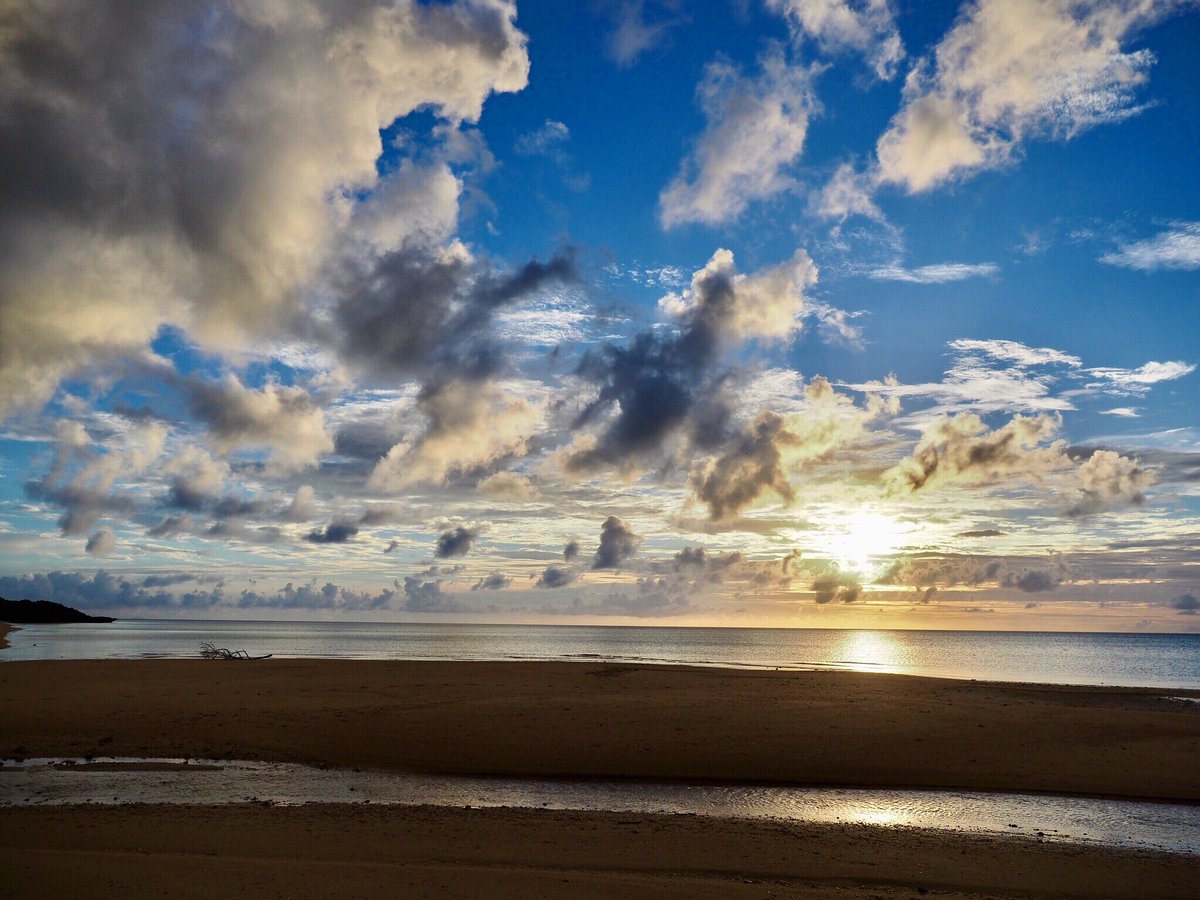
left=1, top=0, right=1198, bottom=628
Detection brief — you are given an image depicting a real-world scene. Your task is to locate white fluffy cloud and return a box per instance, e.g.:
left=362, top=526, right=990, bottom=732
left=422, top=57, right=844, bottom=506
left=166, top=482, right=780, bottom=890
left=768, top=0, right=904, bottom=79
left=0, top=0, right=529, bottom=416
left=659, top=49, right=817, bottom=227
left=876, top=0, right=1183, bottom=193
left=658, top=248, right=820, bottom=345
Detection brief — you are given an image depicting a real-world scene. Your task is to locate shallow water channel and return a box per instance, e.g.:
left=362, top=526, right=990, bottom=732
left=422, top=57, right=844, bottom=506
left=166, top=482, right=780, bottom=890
left=2, top=758, right=1197, bottom=855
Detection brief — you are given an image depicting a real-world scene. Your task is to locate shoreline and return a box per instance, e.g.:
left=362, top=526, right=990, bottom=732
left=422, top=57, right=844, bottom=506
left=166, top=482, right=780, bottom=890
left=2, top=659, right=1198, bottom=800
left=0, top=622, right=12, bottom=650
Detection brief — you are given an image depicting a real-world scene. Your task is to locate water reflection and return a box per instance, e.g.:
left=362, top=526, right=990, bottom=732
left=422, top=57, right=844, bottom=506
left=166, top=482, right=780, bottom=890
left=3, top=758, right=1197, bottom=855
left=834, top=631, right=913, bottom=674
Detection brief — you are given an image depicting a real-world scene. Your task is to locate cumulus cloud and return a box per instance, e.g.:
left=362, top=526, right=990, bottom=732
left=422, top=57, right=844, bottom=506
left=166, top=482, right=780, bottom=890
left=887, top=413, right=1068, bottom=492
left=690, top=412, right=797, bottom=521
left=85, top=527, right=116, bottom=556
left=435, top=525, right=480, bottom=558
left=592, top=516, right=643, bottom=570
left=402, top=573, right=459, bottom=612
left=875, top=0, right=1182, bottom=193
left=472, top=572, right=511, bottom=590
left=515, top=120, right=570, bottom=156
left=811, top=162, right=885, bottom=222
left=27, top=421, right=167, bottom=537
left=305, top=521, right=360, bottom=544
left=767, top=0, right=904, bottom=79
left=1101, top=222, right=1200, bottom=270
left=563, top=541, right=581, bottom=562
left=1002, top=569, right=1059, bottom=593
left=660, top=48, right=816, bottom=227
left=536, top=565, right=579, bottom=588
left=1063, top=448, right=1153, bottom=517
left=0, top=0, right=530, bottom=418
left=188, top=376, right=333, bottom=473
left=477, top=471, right=539, bottom=501
left=568, top=248, right=841, bottom=472
left=162, top=447, right=231, bottom=512
left=370, top=378, right=543, bottom=490
left=283, top=486, right=317, bottom=522
left=812, top=572, right=862, bottom=603
left=690, top=376, right=895, bottom=519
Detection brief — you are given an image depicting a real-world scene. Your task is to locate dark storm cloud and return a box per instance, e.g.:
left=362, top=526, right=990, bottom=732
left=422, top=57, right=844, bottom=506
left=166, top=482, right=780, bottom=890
left=305, top=521, right=360, bottom=544
left=812, top=574, right=861, bottom=604
left=689, top=412, right=795, bottom=520
left=402, top=574, right=461, bottom=612
left=1002, top=570, right=1059, bottom=593
left=435, top=525, right=480, bottom=558
left=670, top=546, right=742, bottom=573
left=0, top=570, right=219, bottom=610
left=238, top=581, right=395, bottom=611
left=471, top=571, right=512, bottom=591
left=956, top=529, right=1006, bottom=538
left=331, top=249, right=576, bottom=382
left=536, top=565, right=578, bottom=588
left=1169, top=593, right=1199, bottom=614
left=563, top=540, right=580, bottom=561
left=592, top=516, right=642, bottom=570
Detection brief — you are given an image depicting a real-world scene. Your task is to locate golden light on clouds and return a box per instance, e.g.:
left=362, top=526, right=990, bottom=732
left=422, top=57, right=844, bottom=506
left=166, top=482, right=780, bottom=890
left=822, top=510, right=911, bottom=577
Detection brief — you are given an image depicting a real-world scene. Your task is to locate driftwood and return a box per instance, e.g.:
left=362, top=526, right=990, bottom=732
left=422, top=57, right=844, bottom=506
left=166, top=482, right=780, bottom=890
left=200, top=641, right=272, bottom=660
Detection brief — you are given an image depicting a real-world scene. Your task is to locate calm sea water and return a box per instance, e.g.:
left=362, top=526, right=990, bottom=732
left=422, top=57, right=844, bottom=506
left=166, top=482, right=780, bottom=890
left=5, top=620, right=1200, bottom=688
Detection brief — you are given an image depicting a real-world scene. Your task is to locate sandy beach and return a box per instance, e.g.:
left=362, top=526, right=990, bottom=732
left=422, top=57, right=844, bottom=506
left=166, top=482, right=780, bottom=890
left=0, top=623, right=12, bottom=651
left=2, top=659, right=1199, bottom=897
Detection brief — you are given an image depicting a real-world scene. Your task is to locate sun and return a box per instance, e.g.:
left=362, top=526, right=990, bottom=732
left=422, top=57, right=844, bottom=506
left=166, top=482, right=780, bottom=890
left=824, top=510, right=908, bottom=576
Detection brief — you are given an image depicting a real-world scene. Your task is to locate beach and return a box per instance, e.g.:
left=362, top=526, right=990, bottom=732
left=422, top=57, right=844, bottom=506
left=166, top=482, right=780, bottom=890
left=2, top=659, right=1199, bottom=897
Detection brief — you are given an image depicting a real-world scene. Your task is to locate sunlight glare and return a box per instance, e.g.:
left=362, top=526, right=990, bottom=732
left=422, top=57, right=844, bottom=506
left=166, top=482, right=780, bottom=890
left=824, top=510, right=909, bottom=577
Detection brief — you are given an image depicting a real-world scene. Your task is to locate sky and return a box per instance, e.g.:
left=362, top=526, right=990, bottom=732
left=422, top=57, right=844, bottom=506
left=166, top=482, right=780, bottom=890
left=1, top=0, right=1199, bottom=630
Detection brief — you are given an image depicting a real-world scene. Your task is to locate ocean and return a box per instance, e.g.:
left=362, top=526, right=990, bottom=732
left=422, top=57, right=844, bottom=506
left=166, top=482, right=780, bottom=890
left=4, top=620, right=1199, bottom=689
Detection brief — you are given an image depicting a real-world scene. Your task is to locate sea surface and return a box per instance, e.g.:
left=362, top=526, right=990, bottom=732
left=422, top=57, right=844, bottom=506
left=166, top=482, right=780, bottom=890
left=4, top=620, right=1200, bottom=688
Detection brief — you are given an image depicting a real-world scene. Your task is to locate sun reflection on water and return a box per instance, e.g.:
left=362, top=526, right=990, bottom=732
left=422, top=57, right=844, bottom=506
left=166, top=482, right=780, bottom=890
left=834, top=631, right=912, bottom=674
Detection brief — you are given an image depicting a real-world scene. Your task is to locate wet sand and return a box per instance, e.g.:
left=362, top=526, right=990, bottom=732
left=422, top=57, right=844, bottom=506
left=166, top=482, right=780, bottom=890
left=1, top=659, right=1198, bottom=898
left=0, top=623, right=12, bottom=651
left=1, top=659, right=1198, bottom=799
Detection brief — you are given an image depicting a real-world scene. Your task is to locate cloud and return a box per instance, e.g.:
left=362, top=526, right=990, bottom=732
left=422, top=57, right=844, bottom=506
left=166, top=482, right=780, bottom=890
left=1002, top=569, right=1059, bottom=593
left=660, top=48, right=816, bottom=227
left=402, top=574, right=459, bottom=612
left=812, top=572, right=862, bottom=603
left=472, top=572, right=511, bottom=590
left=85, top=527, right=116, bottom=556
left=867, top=262, right=999, bottom=283
left=567, top=248, right=838, bottom=472
left=515, top=120, right=570, bottom=156
left=188, top=375, right=333, bottom=473
left=370, top=378, right=543, bottom=490
left=1101, top=222, right=1200, bottom=270
left=593, top=576, right=693, bottom=616
left=0, top=0, right=530, bottom=418
left=435, top=525, right=480, bottom=558
left=1099, top=407, right=1140, bottom=418
left=887, top=413, right=1068, bottom=492
left=26, top=420, right=167, bottom=537
left=690, top=412, right=797, bottom=520
left=240, top=581, right=395, bottom=611
left=563, top=540, right=580, bottom=562
left=305, top=521, right=360, bottom=544
left=283, top=486, right=317, bottom=522
left=477, top=471, right=539, bottom=501
left=1168, top=593, right=1199, bottom=614
left=592, top=516, right=643, bottom=569
left=811, top=162, right=885, bottom=222
left=767, top=0, right=904, bottom=79
left=162, top=446, right=231, bottom=512
left=1063, top=448, right=1152, bottom=517
left=957, top=529, right=1006, bottom=538
left=0, top=570, right=218, bottom=610
left=1084, top=360, right=1195, bottom=393
left=598, top=0, right=684, bottom=67
left=537, top=565, right=578, bottom=588
left=875, top=0, right=1181, bottom=193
